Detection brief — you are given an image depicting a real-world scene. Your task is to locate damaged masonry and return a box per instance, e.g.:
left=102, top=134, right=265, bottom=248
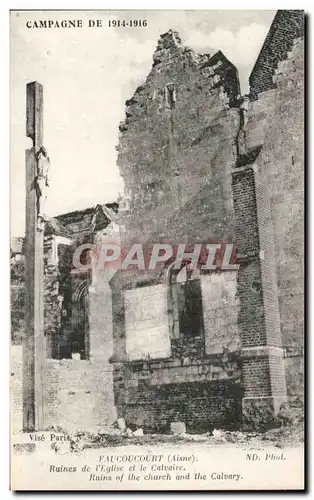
left=11, top=10, right=304, bottom=436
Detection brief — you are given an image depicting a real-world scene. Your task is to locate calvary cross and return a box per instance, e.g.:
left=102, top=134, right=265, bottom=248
left=23, top=82, right=46, bottom=431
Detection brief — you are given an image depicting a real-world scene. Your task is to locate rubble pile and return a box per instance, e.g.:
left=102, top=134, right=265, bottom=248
left=48, top=403, right=304, bottom=454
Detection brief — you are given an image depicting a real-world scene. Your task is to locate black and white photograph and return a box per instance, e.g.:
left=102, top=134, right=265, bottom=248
left=9, top=9, right=304, bottom=490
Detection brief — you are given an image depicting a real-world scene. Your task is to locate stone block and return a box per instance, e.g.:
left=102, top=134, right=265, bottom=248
left=170, top=422, right=186, bottom=435
left=117, top=418, right=126, bottom=431
left=133, top=428, right=144, bottom=437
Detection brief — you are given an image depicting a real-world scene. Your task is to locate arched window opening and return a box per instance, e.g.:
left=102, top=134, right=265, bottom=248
left=71, top=281, right=90, bottom=360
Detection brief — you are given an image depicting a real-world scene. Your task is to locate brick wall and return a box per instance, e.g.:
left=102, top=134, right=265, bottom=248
left=230, top=24, right=304, bottom=408
left=232, top=168, right=267, bottom=348
left=114, top=357, right=242, bottom=432
left=242, top=358, right=271, bottom=397
left=254, top=166, right=282, bottom=349
left=232, top=154, right=287, bottom=418
left=249, top=10, right=304, bottom=97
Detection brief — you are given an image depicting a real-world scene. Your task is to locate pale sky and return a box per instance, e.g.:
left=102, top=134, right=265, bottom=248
left=10, top=10, right=276, bottom=236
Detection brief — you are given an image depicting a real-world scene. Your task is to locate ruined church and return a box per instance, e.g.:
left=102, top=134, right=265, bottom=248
left=11, top=10, right=304, bottom=432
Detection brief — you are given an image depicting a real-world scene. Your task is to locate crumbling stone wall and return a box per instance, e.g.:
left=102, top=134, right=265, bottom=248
left=112, top=30, right=243, bottom=431
left=259, top=36, right=304, bottom=399
left=112, top=11, right=304, bottom=430
left=43, top=225, right=118, bottom=429
left=43, top=269, right=117, bottom=430
left=247, top=16, right=304, bottom=400
left=118, top=30, right=240, bottom=245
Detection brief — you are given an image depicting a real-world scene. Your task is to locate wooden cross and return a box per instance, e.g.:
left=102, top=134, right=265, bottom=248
left=23, top=82, right=45, bottom=431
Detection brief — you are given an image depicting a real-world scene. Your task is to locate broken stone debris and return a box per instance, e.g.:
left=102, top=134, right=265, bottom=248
left=170, top=422, right=186, bottom=435
left=132, top=428, right=144, bottom=437
left=117, top=418, right=126, bottom=431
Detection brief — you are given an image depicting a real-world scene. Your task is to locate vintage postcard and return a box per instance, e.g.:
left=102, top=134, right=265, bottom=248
left=10, top=10, right=304, bottom=491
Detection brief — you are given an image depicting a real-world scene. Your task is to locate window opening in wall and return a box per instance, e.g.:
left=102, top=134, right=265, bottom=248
left=165, top=83, right=176, bottom=109
left=171, top=265, right=204, bottom=338
left=72, top=283, right=90, bottom=360
left=56, top=279, right=91, bottom=361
